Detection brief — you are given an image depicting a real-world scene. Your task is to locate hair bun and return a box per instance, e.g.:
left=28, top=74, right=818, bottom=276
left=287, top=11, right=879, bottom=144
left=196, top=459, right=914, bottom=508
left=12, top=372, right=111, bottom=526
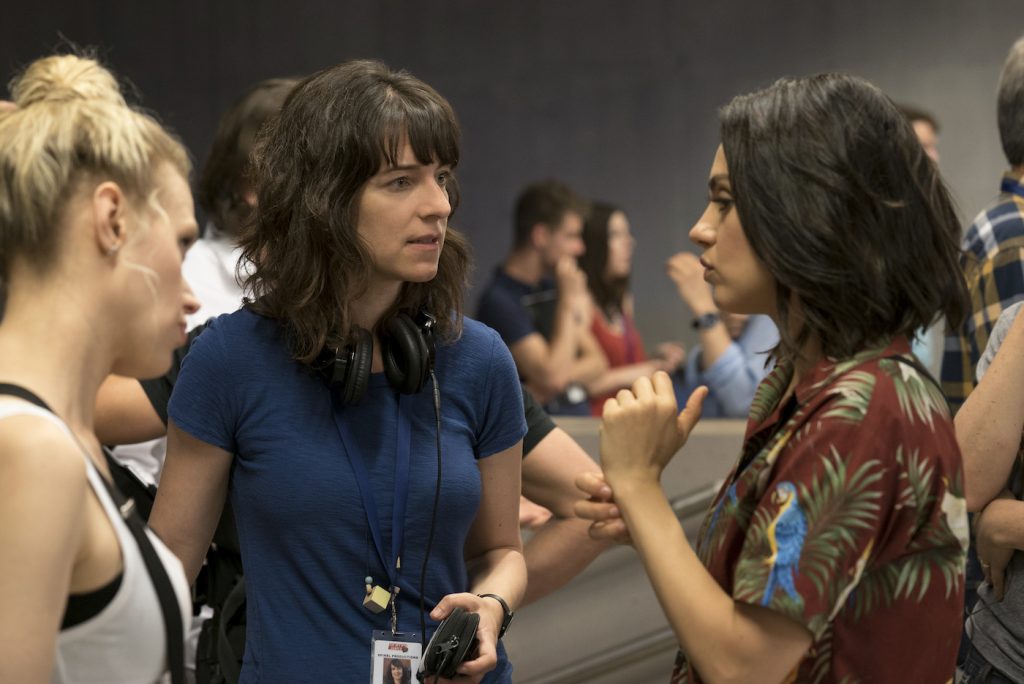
left=11, top=54, right=126, bottom=108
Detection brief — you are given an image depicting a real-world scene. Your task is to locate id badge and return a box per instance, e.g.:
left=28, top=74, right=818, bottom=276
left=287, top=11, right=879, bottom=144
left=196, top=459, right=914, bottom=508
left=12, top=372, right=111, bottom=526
left=370, top=630, right=421, bottom=684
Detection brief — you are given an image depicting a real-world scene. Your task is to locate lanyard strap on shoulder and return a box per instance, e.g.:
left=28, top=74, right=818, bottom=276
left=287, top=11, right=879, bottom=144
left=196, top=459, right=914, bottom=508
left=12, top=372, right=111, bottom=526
left=332, top=392, right=414, bottom=589
left=0, top=383, right=185, bottom=684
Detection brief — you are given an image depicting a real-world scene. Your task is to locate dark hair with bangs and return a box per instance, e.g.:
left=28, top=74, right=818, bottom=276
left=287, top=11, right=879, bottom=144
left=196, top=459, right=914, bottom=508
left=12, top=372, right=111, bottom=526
left=579, top=201, right=630, bottom=316
left=719, top=73, right=967, bottom=364
left=239, top=59, right=470, bottom=364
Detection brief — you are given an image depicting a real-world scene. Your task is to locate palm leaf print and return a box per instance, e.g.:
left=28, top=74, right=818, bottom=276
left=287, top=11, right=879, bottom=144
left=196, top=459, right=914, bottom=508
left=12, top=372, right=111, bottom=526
left=733, top=505, right=779, bottom=606
left=896, top=447, right=936, bottom=534
left=845, top=447, right=962, bottom=617
left=851, top=563, right=900, bottom=620
left=733, top=449, right=884, bottom=623
left=808, top=624, right=834, bottom=684
left=891, top=544, right=963, bottom=601
left=849, top=488, right=965, bottom=618
left=749, top=366, right=789, bottom=424
left=820, top=371, right=876, bottom=423
left=881, top=358, right=945, bottom=428
left=806, top=624, right=863, bottom=684
left=716, top=483, right=758, bottom=546
left=799, top=451, right=884, bottom=600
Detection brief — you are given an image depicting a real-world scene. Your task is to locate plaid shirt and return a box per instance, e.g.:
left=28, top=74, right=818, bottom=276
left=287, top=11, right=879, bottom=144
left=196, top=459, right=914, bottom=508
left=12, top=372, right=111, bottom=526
left=940, top=174, right=1024, bottom=413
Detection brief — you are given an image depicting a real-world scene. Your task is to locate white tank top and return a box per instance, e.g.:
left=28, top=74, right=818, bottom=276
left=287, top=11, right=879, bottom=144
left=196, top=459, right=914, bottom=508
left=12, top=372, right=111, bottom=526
left=0, top=402, right=192, bottom=684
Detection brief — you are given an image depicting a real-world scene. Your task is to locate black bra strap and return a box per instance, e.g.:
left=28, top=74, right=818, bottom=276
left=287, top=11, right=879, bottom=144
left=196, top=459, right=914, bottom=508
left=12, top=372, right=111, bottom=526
left=0, top=383, right=49, bottom=408
left=0, top=383, right=185, bottom=684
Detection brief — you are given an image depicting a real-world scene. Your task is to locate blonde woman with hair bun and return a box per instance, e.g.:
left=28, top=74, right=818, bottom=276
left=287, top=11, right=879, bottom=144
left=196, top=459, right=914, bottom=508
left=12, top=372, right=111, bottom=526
left=0, top=53, right=198, bottom=683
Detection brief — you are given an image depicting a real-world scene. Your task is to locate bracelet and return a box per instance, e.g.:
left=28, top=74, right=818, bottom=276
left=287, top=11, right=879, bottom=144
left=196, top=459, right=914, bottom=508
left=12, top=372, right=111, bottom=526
left=477, top=593, right=514, bottom=639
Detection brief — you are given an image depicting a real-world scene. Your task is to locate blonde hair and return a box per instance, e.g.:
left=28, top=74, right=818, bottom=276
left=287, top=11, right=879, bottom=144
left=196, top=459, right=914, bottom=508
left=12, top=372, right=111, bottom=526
left=0, top=54, right=190, bottom=283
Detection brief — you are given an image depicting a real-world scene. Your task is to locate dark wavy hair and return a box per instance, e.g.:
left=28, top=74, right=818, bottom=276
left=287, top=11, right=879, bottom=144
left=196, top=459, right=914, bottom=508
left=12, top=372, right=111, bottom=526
left=719, top=73, right=967, bottom=364
left=579, top=201, right=629, bottom=316
left=384, top=658, right=412, bottom=684
left=239, top=60, right=470, bottom=364
left=198, top=77, right=298, bottom=236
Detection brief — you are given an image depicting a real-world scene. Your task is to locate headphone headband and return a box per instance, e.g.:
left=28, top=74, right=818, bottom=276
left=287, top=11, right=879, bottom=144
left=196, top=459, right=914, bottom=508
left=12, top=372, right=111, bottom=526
left=316, top=309, right=436, bottom=404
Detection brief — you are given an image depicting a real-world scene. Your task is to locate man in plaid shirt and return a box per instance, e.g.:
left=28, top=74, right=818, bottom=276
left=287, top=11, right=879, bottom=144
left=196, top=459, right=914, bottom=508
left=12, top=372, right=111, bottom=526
left=941, top=35, right=1024, bottom=414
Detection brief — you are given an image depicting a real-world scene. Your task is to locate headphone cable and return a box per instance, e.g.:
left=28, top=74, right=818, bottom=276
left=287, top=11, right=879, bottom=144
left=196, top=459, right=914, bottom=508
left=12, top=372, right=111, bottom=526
left=419, top=369, right=442, bottom=650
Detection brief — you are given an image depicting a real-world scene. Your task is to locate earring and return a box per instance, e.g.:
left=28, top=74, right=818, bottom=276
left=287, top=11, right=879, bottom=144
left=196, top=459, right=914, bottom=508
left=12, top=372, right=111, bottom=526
left=106, top=243, right=120, bottom=257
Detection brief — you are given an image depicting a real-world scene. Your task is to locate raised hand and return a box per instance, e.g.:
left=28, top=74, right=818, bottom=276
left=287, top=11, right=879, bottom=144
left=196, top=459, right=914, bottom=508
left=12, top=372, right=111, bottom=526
left=599, top=373, right=707, bottom=491
left=666, top=251, right=716, bottom=316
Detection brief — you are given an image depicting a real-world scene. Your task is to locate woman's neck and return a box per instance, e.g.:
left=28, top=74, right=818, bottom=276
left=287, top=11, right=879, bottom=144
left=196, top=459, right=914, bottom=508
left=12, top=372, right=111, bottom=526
left=349, top=281, right=403, bottom=331
left=349, top=281, right=403, bottom=373
left=0, top=279, right=113, bottom=435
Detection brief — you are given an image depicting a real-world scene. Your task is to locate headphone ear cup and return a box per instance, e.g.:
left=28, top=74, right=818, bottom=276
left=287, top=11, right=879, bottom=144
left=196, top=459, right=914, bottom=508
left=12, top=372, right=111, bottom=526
left=381, top=312, right=430, bottom=395
left=343, top=326, right=373, bottom=405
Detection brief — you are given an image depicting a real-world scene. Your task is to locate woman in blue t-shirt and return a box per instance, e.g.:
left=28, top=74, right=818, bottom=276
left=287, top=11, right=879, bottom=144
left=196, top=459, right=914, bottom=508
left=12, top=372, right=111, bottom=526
left=150, top=60, right=527, bottom=683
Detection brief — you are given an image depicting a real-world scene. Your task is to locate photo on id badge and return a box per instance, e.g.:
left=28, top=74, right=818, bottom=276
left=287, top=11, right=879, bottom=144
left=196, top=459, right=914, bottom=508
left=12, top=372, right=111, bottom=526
left=372, top=631, right=421, bottom=684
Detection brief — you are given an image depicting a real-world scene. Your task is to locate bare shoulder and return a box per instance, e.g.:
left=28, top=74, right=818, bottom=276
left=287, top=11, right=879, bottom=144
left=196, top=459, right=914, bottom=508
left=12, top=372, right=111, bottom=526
left=0, top=412, right=88, bottom=495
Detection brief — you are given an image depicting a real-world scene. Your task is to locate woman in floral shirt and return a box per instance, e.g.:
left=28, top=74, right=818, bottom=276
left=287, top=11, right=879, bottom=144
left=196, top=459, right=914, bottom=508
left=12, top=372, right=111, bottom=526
left=578, top=74, right=969, bottom=683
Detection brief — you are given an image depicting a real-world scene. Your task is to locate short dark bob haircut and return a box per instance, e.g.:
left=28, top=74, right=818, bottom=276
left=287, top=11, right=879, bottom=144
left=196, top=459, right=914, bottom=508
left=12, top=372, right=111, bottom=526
left=579, top=201, right=630, bottom=317
left=240, top=59, right=470, bottom=364
left=719, top=73, right=967, bottom=364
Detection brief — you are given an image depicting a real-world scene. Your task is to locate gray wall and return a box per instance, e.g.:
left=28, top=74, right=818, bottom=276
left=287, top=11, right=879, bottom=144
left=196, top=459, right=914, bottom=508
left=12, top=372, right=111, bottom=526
left=3, top=1, right=1021, bottom=346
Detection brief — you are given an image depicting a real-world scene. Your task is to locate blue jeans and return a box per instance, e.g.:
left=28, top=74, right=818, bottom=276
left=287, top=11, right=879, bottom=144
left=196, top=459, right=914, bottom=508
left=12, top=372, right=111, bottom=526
left=957, top=637, right=1017, bottom=683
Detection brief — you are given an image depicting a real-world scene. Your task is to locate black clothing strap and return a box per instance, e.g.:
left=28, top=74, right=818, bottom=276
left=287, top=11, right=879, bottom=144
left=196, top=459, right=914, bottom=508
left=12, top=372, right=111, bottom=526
left=0, top=383, right=185, bottom=684
left=884, top=354, right=945, bottom=396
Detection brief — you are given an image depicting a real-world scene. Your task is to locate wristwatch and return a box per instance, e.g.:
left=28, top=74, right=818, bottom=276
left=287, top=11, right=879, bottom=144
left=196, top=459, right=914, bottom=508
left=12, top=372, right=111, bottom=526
left=478, top=593, right=514, bottom=639
left=692, top=311, right=721, bottom=330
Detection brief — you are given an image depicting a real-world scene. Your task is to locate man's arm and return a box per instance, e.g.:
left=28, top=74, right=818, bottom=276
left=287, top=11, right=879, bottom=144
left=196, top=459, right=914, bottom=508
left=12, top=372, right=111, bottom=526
left=512, top=298, right=596, bottom=403
left=957, top=304, right=1024, bottom=510
left=974, top=491, right=1024, bottom=600
left=512, top=308, right=608, bottom=403
left=520, top=427, right=610, bottom=605
left=568, top=328, right=611, bottom=387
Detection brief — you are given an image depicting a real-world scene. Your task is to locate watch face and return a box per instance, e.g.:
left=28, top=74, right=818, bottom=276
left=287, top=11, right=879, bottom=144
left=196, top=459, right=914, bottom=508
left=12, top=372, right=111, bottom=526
left=565, top=384, right=587, bottom=404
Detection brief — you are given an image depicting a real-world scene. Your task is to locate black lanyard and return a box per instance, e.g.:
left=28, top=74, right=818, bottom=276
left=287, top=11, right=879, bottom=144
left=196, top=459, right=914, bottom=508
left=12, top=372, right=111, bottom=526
left=0, top=383, right=185, bottom=684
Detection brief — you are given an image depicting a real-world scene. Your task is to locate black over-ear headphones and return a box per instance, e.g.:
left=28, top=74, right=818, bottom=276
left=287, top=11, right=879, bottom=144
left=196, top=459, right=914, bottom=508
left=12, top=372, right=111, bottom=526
left=316, top=310, right=436, bottom=405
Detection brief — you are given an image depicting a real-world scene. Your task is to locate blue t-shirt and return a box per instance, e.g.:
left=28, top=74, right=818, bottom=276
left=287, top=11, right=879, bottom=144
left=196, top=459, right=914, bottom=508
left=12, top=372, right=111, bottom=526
left=475, top=267, right=557, bottom=347
left=168, top=309, right=526, bottom=683
left=476, top=268, right=590, bottom=416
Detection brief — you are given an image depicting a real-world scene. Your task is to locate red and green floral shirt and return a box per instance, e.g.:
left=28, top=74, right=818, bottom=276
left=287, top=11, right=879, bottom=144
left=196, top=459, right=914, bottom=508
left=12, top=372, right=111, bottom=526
left=672, top=338, right=967, bottom=684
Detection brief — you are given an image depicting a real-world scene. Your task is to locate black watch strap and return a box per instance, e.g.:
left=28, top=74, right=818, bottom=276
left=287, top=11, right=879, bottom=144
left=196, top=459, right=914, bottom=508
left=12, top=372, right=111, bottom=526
left=478, top=593, right=514, bottom=639
left=691, top=311, right=721, bottom=330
